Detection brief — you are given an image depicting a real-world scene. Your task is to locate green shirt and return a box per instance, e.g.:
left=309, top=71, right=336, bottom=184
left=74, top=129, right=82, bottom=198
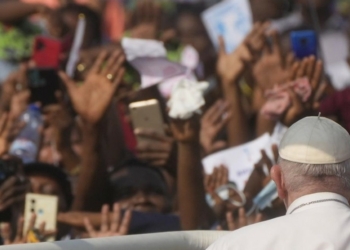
left=0, top=20, right=41, bottom=61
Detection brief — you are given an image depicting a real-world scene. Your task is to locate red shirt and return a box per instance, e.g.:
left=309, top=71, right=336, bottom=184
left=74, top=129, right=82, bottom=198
left=319, top=87, right=350, bottom=132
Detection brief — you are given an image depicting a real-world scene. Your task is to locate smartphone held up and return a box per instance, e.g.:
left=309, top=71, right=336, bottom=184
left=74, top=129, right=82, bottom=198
left=129, top=99, right=165, bottom=144
left=290, top=30, right=317, bottom=59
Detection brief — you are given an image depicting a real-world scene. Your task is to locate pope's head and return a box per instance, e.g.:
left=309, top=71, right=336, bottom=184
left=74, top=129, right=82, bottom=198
left=271, top=117, right=350, bottom=208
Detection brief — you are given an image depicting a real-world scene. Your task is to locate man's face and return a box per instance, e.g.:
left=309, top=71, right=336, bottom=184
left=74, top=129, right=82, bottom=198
left=111, top=168, right=169, bottom=213
left=28, top=174, right=68, bottom=212
left=114, top=185, right=168, bottom=213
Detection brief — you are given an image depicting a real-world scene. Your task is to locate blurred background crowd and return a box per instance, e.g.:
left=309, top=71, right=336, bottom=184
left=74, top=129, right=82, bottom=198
left=0, top=0, right=348, bottom=244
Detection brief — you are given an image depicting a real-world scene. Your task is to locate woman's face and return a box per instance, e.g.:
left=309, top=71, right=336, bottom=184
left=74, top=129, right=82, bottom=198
left=111, top=168, right=169, bottom=213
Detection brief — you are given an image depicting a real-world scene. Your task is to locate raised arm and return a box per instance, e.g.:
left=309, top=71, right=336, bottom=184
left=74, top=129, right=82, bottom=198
left=217, top=23, right=268, bottom=146
left=0, top=1, right=46, bottom=23
left=171, top=117, right=208, bottom=230
left=59, top=49, right=125, bottom=211
left=216, top=37, right=251, bottom=146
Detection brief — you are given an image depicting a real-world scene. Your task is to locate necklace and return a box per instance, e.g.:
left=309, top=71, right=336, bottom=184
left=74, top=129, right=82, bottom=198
left=289, top=199, right=349, bottom=214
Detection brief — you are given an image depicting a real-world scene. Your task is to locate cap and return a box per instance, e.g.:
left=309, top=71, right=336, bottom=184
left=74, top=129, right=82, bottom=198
left=24, top=162, right=73, bottom=209
left=279, top=116, right=350, bottom=164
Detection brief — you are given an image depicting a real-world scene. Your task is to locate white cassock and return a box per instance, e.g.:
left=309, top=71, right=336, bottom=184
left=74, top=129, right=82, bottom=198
left=207, top=192, right=350, bottom=250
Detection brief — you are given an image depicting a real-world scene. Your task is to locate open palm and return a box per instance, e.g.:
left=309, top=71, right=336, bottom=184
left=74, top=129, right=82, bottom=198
left=59, top=50, right=125, bottom=124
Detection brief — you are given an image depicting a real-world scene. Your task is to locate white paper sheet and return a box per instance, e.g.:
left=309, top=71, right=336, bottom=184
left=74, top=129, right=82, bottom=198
left=132, top=57, right=187, bottom=88
left=270, top=122, right=288, bottom=146
left=121, top=38, right=187, bottom=89
left=202, top=133, right=274, bottom=191
left=121, top=38, right=167, bottom=61
left=201, top=0, right=253, bottom=53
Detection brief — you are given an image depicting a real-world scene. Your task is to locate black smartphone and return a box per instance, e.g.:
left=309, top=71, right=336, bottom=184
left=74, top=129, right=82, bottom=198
left=27, top=69, right=61, bottom=107
left=0, top=159, right=20, bottom=222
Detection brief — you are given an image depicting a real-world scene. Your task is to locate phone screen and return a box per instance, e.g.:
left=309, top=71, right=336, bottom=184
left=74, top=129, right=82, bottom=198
left=27, top=69, right=61, bottom=106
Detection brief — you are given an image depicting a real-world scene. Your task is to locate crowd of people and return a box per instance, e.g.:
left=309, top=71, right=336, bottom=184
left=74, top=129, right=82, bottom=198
left=0, top=0, right=348, bottom=246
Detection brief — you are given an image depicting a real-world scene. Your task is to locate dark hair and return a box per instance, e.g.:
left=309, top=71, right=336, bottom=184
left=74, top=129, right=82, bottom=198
left=24, top=163, right=73, bottom=210
left=58, top=3, right=102, bottom=48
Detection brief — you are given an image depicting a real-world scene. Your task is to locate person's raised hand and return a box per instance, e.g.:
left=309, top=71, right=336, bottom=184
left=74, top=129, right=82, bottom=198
left=253, top=31, right=295, bottom=91
left=4, top=82, right=30, bottom=155
left=0, top=113, right=25, bottom=156
left=217, top=22, right=269, bottom=85
left=0, top=113, right=14, bottom=156
left=216, top=36, right=252, bottom=85
left=27, top=214, right=56, bottom=243
left=200, top=100, right=231, bottom=155
left=204, top=165, right=229, bottom=194
left=245, top=22, right=270, bottom=58
left=0, top=64, right=29, bottom=113
left=282, top=56, right=325, bottom=126
left=1, top=217, right=26, bottom=245
left=1, top=213, right=55, bottom=244
left=59, top=50, right=125, bottom=125
left=135, top=128, right=174, bottom=168
left=128, top=0, right=162, bottom=40
left=204, top=165, right=237, bottom=219
left=0, top=175, right=28, bottom=212
left=9, top=89, right=30, bottom=121
left=244, top=146, right=278, bottom=201
left=170, top=116, right=200, bottom=144
left=77, top=43, right=123, bottom=81
left=219, top=208, right=262, bottom=231
left=84, top=203, right=132, bottom=238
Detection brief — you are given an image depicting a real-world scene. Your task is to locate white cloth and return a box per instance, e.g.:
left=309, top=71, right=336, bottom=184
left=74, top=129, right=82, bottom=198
left=207, top=192, right=350, bottom=250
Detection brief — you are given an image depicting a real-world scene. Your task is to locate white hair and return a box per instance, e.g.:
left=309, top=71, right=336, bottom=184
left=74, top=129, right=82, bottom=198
left=278, top=157, right=350, bottom=192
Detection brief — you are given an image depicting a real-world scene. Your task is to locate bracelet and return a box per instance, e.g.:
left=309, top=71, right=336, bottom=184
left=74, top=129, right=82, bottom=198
left=216, top=183, right=246, bottom=207
left=205, top=183, right=246, bottom=208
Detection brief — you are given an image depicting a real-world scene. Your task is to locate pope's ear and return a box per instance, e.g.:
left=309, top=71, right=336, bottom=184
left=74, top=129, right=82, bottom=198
left=271, top=165, right=287, bottom=200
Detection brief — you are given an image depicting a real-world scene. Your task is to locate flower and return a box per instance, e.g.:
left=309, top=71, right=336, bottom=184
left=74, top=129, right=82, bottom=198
left=167, top=79, right=209, bottom=119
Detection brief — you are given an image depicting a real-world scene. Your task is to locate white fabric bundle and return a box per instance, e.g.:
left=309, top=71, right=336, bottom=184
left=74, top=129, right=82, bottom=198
left=167, top=79, right=209, bottom=119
